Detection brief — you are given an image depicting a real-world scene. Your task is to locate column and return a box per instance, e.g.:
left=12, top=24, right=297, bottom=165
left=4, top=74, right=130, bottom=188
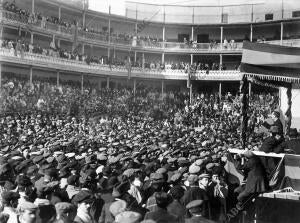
left=189, top=84, right=192, bottom=104
left=190, top=54, right=193, bottom=64
left=219, top=54, right=223, bottom=70
left=108, top=5, right=111, bottom=44
left=29, top=66, right=33, bottom=86
left=220, top=26, right=223, bottom=50
left=0, top=63, right=2, bottom=89
left=162, top=26, right=165, bottom=42
left=106, top=77, right=110, bottom=89
left=191, top=26, right=194, bottom=41
left=134, top=51, right=137, bottom=63
left=162, top=53, right=165, bottom=64
left=107, top=47, right=110, bottom=59
left=219, top=82, right=222, bottom=100
left=81, top=74, right=84, bottom=94
left=58, top=6, right=61, bottom=32
left=97, top=79, right=101, bottom=90
left=248, top=82, right=252, bottom=98
left=161, top=80, right=164, bottom=99
left=30, top=32, right=34, bottom=44
left=82, top=11, right=86, bottom=28
left=250, top=24, right=253, bottom=42
left=135, top=23, right=138, bottom=35
left=81, top=44, right=85, bottom=55
left=52, top=34, right=55, bottom=43
left=280, top=22, right=283, bottom=45
left=133, top=79, right=136, bottom=99
left=31, top=0, right=35, bottom=14
left=56, top=71, right=59, bottom=87
left=58, top=6, right=61, bottom=20
left=142, top=53, right=145, bottom=70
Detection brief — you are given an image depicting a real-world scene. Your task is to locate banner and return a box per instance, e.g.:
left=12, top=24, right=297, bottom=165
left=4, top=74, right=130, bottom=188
left=240, top=41, right=300, bottom=79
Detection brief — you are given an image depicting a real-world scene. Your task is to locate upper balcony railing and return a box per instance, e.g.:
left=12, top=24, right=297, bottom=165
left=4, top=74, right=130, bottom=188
left=2, top=9, right=300, bottom=53
left=0, top=47, right=242, bottom=81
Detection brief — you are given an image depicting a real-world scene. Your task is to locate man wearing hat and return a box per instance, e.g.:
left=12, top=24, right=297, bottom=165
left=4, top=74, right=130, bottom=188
left=185, top=200, right=216, bottom=223
left=144, top=192, right=178, bottom=223
left=18, top=201, right=39, bottom=223
left=72, top=190, right=95, bottom=223
left=259, top=125, right=284, bottom=153
left=275, top=128, right=300, bottom=154
left=55, top=202, right=77, bottom=223
left=271, top=110, right=283, bottom=135
left=1, top=191, right=20, bottom=223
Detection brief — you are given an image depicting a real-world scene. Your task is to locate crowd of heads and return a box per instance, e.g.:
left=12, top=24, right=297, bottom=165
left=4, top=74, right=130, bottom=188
left=0, top=72, right=282, bottom=223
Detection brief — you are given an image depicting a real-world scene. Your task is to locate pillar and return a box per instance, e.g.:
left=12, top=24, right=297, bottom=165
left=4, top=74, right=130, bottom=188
left=161, top=80, right=164, bottom=99
left=162, top=53, right=165, bottom=64
left=250, top=24, right=253, bottom=42
left=249, top=82, right=252, bottom=98
left=134, top=51, right=137, bottom=63
left=30, top=32, right=34, bottom=44
left=135, top=23, right=138, bottom=35
left=57, top=39, right=60, bottom=48
left=107, top=47, right=110, bottom=59
left=219, top=82, right=222, bottom=100
left=219, top=54, right=223, bottom=70
left=83, top=11, right=86, bottom=28
left=220, top=26, right=223, bottom=50
left=280, top=22, right=283, bottom=45
left=31, top=0, right=35, bottom=14
left=142, top=53, right=145, bottom=69
left=0, top=63, right=2, bottom=89
left=133, top=79, right=136, bottom=99
left=106, top=77, right=110, bottom=89
left=58, top=6, right=61, bottom=20
left=52, top=34, right=55, bottom=43
left=29, top=66, right=33, bottom=86
left=98, top=79, right=101, bottom=90
left=162, top=26, right=165, bottom=42
left=191, top=26, right=194, bottom=41
left=81, top=74, right=84, bottom=94
left=190, top=54, right=193, bottom=64
left=108, top=5, right=111, bottom=43
left=56, top=71, right=59, bottom=87
left=190, top=84, right=193, bottom=104
left=81, top=44, right=84, bottom=55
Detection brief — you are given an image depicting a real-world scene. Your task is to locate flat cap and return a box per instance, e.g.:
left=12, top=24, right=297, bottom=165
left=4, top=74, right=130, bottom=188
left=189, top=165, right=200, bottom=174
left=115, top=211, right=141, bottom=223
left=109, top=200, right=127, bottom=217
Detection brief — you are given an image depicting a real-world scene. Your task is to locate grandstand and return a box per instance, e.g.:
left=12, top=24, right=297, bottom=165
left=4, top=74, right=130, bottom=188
left=1, top=0, right=300, bottom=223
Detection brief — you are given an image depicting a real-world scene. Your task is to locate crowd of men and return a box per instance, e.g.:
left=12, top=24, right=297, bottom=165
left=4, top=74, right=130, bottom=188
left=1, top=73, right=299, bottom=223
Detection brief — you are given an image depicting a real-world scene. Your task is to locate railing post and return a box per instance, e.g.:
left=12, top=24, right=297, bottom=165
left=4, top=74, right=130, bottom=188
left=190, top=54, right=193, bottom=64
left=162, top=53, right=164, bottom=64
left=219, top=54, right=223, bottom=70
left=191, top=26, right=194, bottom=42
left=134, top=51, right=137, bottom=63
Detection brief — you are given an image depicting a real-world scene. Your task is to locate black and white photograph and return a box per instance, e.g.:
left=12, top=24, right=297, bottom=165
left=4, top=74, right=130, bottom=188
left=0, top=0, right=300, bottom=222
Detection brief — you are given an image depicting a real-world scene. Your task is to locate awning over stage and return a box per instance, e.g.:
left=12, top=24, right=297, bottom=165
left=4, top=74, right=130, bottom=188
left=241, top=41, right=300, bottom=83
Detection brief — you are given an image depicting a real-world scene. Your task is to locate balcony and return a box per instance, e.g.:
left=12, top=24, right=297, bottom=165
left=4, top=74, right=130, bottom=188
left=0, top=47, right=242, bottom=81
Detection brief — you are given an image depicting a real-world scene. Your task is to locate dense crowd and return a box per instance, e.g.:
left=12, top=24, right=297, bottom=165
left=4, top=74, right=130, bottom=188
left=1, top=74, right=298, bottom=223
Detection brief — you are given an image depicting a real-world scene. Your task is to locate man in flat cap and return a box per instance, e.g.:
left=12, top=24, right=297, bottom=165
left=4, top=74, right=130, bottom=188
left=1, top=191, right=20, bottom=223
left=144, top=192, right=178, bottom=223
left=275, top=128, right=300, bottom=154
left=185, top=200, right=216, bottom=223
left=72, top=190, right=95, bottom=223
left=18, top=201, right=38, bottom=223
left=55, top=202, right=77, bottom=223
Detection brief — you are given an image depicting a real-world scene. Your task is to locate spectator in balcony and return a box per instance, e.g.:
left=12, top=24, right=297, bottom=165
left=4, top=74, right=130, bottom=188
left=223, top=38, right=228, bottom=49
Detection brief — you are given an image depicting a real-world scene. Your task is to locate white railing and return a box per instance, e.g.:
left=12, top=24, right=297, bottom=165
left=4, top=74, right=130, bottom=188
left=0, top=48, right=241, bottom=80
